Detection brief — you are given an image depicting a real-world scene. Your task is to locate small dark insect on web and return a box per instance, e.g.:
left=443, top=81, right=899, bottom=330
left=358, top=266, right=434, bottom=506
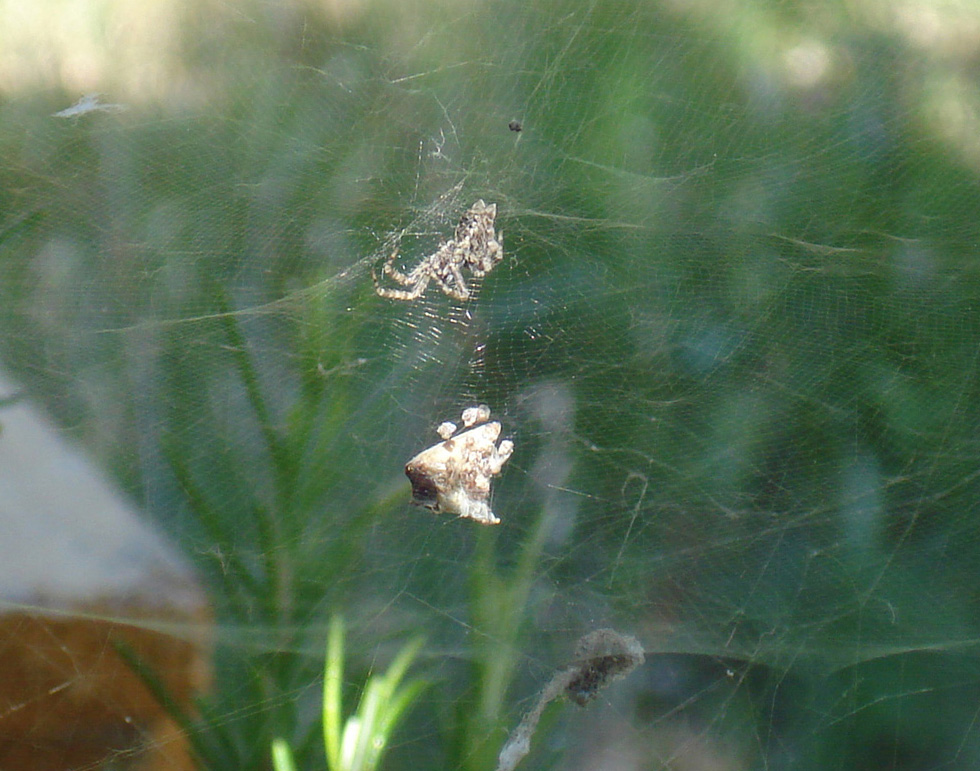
left=508, top=120, right=522, bottom=132
left=372, top=200, right=504, bottom=302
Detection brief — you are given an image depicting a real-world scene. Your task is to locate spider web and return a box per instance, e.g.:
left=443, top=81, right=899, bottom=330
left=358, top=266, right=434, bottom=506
left=2, top=1, right=980, bottom=770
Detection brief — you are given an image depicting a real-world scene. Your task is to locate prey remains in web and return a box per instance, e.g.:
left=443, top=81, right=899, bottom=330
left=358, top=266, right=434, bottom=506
left=405, top=405, right=513, bottom=525
left=373, top=200, right=503, bottom=301
left=496, top=629, right=645, bottom=771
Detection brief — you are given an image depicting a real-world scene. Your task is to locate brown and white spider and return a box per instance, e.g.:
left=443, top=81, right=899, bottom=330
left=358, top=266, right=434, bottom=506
left=404, top=405, right=514, bottom=525
left=372, top=200, right=503, bottom=301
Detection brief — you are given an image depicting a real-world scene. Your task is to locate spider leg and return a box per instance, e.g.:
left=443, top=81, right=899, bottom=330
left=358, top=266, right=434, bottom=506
left=381, top=249, right=418, bottom=286
left=374, top=276, right=429, bottom=300
left=435, top=262, right=471, bottom=301
left=451, top=262, right=470, bottom=294
left=373, top=249, right=431, bottom=300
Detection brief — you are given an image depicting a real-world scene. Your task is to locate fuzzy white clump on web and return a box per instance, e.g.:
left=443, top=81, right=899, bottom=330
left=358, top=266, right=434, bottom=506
left=496, top=629, right=645, bottom=771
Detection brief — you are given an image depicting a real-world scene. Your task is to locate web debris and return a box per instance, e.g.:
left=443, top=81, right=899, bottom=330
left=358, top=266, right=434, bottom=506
left=496, top=629, right=645, bottom=771
left=52, top=94, right=128, bottom=118
left=404, top=404, right=513, bottom=525
left=372, top=200, right=503, bottom=301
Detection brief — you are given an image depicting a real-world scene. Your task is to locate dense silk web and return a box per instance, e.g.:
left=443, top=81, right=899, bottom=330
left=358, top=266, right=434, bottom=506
left=3, top=1, right=980, bottom=770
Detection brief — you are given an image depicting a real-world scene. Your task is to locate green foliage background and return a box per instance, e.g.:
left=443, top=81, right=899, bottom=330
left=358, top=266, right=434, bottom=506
left=2, top=1, right=980, bottom=769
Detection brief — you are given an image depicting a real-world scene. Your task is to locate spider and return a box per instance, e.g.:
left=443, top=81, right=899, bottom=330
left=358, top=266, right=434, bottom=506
left=373, top=200, right=503, bottom=301
left=404, top=405, right=513, bottom=525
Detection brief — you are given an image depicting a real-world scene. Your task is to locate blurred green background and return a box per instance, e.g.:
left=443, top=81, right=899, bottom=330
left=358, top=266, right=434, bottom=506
left=3, top=0, right=980, bottom=769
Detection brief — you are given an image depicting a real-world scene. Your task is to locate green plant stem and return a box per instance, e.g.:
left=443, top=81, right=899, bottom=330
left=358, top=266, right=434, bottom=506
left=323, top=616, right=345, bottom=771
left=461, top=506, right=552, bottom=771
